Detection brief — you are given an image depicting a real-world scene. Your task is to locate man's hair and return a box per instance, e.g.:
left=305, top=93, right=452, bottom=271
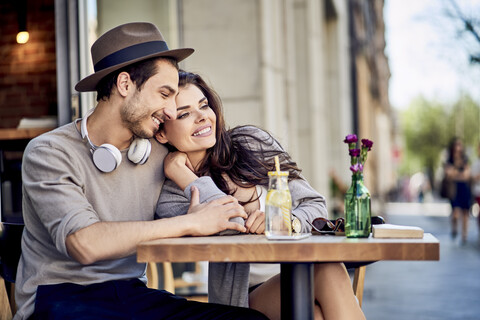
left=95, top=57, right=179, bottom=102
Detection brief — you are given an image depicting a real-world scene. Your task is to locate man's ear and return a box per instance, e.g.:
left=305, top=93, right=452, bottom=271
left=155, top=130, right=169, bottom=144
left=116, top=72, right=132, bottom=97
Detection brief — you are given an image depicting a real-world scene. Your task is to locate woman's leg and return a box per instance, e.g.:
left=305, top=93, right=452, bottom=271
left=451, top=206, right=460, bottom=238
left=249, top=263, right=365, bottom=320
left=313, top=263, right=366, bottom=320
left=249, top=274, right=323, bottom=320
left=461, top=208, right=469, bottom=243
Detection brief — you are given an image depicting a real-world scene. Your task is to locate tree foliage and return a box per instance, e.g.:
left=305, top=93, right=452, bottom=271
left=400, top=95, right=480, bottom=178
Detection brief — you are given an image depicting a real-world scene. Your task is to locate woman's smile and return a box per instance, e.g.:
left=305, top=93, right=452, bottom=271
left=193, top=125, right=212, bottom=137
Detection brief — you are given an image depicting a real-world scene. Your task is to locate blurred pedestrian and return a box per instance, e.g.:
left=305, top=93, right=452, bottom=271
left=444, top=137, right=471, bottom=243
left=470, top=142, right=480, bottom=234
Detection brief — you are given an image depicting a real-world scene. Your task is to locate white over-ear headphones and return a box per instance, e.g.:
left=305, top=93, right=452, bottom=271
left=79, top=109, right=151, bottom=173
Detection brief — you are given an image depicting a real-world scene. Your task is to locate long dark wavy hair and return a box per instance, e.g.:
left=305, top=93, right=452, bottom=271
left=163, top=70, right=302, bottom=201
left=447, top=137, right=468, bottom=168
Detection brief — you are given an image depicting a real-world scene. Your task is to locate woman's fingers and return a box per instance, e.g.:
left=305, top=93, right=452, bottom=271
left=246, top=210, right=265, bottom=234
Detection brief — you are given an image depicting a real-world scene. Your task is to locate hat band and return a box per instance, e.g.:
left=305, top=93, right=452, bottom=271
left=94, top=41, right=169, bottom=72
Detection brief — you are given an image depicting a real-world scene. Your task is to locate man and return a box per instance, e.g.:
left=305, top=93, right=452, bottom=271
left=15, top=22, right=266, bottom=319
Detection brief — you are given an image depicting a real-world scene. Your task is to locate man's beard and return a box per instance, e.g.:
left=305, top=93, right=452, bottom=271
left=120, top=92, right=155, bottom=139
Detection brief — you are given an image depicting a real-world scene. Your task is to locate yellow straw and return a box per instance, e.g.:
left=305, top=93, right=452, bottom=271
left=274, top=156, right=291, bottom=234
left=282, top=205, right=292, bottom=235
left=274, top=155, right=281, bottom=188
left=274, top=156, right=280, bottom=173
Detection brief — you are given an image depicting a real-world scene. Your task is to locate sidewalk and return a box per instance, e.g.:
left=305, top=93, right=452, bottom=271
left=362, top=201, right=480, bottom=320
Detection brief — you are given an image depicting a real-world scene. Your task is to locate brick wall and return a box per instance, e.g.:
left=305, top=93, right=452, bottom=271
left=0, top=0, right=57, bottom=128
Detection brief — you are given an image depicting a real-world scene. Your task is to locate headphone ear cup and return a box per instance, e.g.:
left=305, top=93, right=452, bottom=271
left=139, top=140, right=151, bottom=165
left=92, top=144, right=122, bottom=173
left=128, top=138, right=151, bottom=164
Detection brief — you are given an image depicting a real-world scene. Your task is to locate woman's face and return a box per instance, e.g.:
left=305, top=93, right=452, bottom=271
left=454, top=140, right=464, bottom=154
left=157, top=84, right=217, bottom=157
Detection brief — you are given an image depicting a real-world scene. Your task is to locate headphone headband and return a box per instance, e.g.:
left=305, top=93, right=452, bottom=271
left=80, top=108, right=97, bottom=150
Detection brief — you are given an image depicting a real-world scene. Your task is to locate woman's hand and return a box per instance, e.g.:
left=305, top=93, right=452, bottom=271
left=164, top=151, right=194, bottom=176
left=245, top=209, right=265, bottom=234
left=164, top=152, right=198, bottom=190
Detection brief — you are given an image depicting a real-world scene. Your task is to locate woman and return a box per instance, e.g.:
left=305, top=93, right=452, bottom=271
left=156, top=71, right=365, bottom=320
left=444, top=137, right=471, bottom=243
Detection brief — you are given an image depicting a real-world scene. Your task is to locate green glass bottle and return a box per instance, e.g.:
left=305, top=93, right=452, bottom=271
left=344, top=173, right=371, bottom=238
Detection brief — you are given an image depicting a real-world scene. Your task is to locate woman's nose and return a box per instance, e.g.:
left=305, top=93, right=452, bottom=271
left=195, top=109, right=207, bottom=122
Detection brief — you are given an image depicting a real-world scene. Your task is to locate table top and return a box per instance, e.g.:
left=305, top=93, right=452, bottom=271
left=0, top=128, right=54, bottom=140
left=137, top=233, right=439, bottom=263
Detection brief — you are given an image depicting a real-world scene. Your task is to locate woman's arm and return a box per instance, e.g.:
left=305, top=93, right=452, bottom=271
left=289, top=178, right=328, bottom=233
left=163, top=151, right=199, bottom=190
left=446, top=163, right=471, bottom=182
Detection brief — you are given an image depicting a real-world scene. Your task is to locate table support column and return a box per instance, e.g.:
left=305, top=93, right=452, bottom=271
left=280, top=263, right=314, bottom=320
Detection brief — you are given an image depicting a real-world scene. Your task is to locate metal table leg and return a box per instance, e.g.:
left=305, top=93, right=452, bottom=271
left=280, top=263, right=314, bottom=320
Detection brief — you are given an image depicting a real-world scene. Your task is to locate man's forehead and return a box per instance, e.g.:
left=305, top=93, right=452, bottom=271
left=149, top=60, right=179, bottom=89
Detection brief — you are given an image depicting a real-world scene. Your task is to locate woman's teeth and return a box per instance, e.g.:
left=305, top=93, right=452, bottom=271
left=193, top=127, right=211, bottom=136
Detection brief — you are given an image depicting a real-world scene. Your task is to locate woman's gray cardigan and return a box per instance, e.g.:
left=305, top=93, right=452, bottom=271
left=155, top=127, right=328, bottom=307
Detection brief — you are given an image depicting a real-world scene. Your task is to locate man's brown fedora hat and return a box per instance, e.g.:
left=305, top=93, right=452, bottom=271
left=75, top=22, right=194, bottom=92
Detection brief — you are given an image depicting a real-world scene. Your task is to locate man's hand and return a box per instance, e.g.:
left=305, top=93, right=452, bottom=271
left=245, top=209, right=265, bottom=234
left=186, top=186, right=247, bottom=236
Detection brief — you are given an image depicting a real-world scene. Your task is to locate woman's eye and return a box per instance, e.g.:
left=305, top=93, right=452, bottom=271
left=200, top=104, right=210, bottom=109
left=177, top=112, right=189, bottom=119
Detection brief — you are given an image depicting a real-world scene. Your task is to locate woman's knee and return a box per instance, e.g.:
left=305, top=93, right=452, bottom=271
left=314, top=262, right=347, bottom=276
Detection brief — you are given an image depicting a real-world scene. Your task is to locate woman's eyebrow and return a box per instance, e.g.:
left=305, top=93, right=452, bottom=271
left=177, top=97, right=207, bottom=111
left=177, top=105, right=190, bottom=111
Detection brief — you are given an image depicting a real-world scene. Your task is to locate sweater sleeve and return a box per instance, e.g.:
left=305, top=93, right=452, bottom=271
left=156, top=176, right=244, bottom=230
left=289, top=177, right=328, bottom=233
left=22, top=140, right=100, bottom=258
left=155, top=176, right=225, bottom=218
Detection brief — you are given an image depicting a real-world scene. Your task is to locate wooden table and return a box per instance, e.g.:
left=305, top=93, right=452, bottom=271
left=0, top=128, right=54, bottom=140
left=137, top=234, right=440, bottom=319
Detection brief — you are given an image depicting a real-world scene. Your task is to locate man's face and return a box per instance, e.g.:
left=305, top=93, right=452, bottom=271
left=120, top=59, right=179, bottom=139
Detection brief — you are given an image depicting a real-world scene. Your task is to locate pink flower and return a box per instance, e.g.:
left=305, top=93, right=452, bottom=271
left=350, top=163, right=363, bottom=173
left=343, top=134, right=358, bottom=144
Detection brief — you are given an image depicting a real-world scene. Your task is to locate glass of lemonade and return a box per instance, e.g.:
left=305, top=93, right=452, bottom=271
left=265, top=171, right=292, bottom=237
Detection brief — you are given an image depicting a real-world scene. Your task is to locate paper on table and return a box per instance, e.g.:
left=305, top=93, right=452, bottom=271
left=372, top=224, right=424, bottom=239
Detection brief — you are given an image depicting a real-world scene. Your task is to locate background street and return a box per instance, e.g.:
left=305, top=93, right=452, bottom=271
left=362, top=201, right=480, bottom=320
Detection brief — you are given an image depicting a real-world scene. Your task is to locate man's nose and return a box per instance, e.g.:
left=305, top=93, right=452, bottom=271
left=164, top=100, right=177, bottom=121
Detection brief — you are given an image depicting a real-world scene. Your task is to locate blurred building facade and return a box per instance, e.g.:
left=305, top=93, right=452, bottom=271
left=350, top=0, right=395, bottom=204
left=0, top=0, right=395, bottom=213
